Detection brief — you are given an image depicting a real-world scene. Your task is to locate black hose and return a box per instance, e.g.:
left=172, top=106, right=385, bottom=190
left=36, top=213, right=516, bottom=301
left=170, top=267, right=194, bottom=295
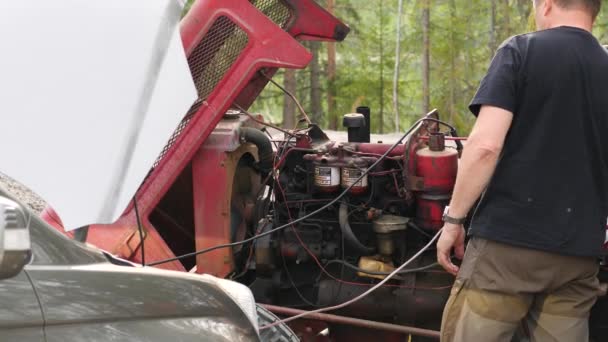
left=407, top=221, right=434, bottom=239
left=240, top=127, right=274, bottom=176
left=338, top=203, right=375, bottom=255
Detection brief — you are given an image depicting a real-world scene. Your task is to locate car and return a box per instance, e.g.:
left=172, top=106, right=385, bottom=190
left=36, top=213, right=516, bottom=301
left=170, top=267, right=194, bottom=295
left=0, top=189, right=263, bottom=342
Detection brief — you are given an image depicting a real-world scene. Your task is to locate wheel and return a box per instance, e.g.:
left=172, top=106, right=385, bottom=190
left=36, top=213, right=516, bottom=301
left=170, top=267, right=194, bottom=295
left=256, top=305, right=299, bottom=342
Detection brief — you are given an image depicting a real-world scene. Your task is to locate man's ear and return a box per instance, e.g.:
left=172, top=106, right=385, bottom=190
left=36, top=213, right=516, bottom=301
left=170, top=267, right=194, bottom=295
left=543, top=0, right=553, bottom=16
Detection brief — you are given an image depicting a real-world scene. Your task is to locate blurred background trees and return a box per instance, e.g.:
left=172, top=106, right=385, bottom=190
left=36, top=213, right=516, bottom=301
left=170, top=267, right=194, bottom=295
left=185, top=0, right=608, bottom=135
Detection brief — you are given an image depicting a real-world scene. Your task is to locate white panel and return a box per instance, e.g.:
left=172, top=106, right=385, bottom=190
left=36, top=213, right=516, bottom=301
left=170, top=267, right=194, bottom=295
left=114, top=28, right=197, bottom=219
left=0, top=0, right=197, bottom=229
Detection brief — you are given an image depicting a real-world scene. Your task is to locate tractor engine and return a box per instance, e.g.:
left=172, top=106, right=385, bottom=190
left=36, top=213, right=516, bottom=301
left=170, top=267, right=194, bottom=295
left=240, top=109, right=461, bottom=330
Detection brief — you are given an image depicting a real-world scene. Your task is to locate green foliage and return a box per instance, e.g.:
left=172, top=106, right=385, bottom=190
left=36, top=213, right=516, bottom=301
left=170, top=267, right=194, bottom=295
left=182, top=0, right=195, bottom=17
left=185, top=0, right=608, bottom=135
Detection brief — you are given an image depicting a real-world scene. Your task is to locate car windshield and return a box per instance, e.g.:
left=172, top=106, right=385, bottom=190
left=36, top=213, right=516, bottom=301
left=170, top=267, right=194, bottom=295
left=0, top=182, right=109, bottom=266
left=28, top=214, right=108, bottom=266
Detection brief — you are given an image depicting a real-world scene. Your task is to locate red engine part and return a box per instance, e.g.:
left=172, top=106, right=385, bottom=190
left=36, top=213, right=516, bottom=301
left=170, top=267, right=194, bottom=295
left=414, top=134, right=458, bottom=230
left=43, top=0, right=349, bottom=273
left=304, top=151, right=374, bottom=196
left=415, top=195, right=451, bottom=231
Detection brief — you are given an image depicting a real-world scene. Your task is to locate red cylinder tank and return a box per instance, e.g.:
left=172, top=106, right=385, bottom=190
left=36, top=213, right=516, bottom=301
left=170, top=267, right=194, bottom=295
left=415, top=149, right=458, bottom=194
left=415, top=194, right=450, bottom=231
left=414, top=134, right=458, bottom=230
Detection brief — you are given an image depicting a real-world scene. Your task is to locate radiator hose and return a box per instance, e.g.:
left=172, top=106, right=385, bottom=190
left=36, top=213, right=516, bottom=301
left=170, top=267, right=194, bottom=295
left=239, top=127, right=273, bottom=176
left=339, top=202, right=375, bottom=255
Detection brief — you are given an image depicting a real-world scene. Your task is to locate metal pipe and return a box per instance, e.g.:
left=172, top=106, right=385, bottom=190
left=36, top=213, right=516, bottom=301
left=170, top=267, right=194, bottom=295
left=339, top=203, right=375, bottom=255
left=261, top=304, right=441, bottom=340
left=240, top=127, right=274, bottom=174
left=357, top=143, right=405, bottom=157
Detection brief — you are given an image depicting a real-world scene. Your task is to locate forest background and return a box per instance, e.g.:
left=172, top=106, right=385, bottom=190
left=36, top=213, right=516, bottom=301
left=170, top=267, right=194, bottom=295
left=185, top=0, right=608, bottom=134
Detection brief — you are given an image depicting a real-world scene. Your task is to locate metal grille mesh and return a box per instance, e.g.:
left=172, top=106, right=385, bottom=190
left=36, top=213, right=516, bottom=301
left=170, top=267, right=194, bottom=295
left=250, top=0, right=293, bottom=29
left=188, top=16, right=249, bottom=100
left=152, top=100, right=202, bottom=167
left=152, top=16, right=249, bottom=167
left=150, top=2, right=293, bottom=169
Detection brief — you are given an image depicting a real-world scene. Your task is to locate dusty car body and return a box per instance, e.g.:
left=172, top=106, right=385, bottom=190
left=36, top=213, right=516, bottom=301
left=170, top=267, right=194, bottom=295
left=0, top=187, right=261, bottom=341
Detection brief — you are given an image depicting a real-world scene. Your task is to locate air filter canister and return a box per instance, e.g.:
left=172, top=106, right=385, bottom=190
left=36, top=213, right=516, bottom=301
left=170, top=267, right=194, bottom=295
left=341, top=167, right=368, bottom=195
left=314, top=165, right=340, bottom=193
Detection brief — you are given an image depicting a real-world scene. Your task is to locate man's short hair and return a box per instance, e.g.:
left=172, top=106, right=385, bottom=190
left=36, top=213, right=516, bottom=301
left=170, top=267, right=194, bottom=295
left=544, top=0, right=602, bottom=19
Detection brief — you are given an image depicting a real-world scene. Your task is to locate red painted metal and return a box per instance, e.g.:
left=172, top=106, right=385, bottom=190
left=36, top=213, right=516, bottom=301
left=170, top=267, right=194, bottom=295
left=414, top=146, right=458, bottom=231
left=356, top=143, right=406, bottom=157
left=415, top=148, right=458, bottom=194
left=191, top=146, right=233, bottom=277
left=40, top=206, right=65, bottom=232
left=415, top=195, right=450, bottom=231
left=285, top=0, right=350, bottom=41
left=234, top=0, right=349, bottom=109
left=191, top=115, right=263, bottom=277
left=42, top=0, right=348, bottom=272
left=42, top=0, right=350, bottom=271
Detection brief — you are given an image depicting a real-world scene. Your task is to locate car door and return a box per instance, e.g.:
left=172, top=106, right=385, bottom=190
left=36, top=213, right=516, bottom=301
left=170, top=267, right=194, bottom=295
left=0, top=271, right=45, bottom=341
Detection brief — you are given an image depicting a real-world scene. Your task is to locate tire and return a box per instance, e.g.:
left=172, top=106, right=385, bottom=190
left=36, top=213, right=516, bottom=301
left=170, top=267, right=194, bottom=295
left=256, top=305, right=300, bottom=342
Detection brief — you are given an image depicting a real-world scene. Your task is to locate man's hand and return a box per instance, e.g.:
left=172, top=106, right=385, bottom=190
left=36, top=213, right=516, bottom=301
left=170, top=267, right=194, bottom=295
left=437, top=223, right=466, bottom=275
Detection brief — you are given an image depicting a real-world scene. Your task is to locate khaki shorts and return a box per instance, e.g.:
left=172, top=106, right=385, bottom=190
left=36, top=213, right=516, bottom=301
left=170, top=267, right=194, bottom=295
left=441, top=237, right=601, bottom=342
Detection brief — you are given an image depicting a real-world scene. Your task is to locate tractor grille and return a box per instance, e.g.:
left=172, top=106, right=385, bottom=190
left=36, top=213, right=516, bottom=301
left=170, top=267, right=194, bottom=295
left=151, top=2, right=295, bottom=169
left=188, top=16, right=249, bottom=100
left=153, top=100, right=202, bottom=167
left=250, top=0, right=293, bottom=29
left=153, top=16, right=248, bottom=167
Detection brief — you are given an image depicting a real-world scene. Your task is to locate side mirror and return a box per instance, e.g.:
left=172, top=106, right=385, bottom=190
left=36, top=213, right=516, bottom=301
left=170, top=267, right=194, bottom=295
left=0, top=196, right=31, bottom=280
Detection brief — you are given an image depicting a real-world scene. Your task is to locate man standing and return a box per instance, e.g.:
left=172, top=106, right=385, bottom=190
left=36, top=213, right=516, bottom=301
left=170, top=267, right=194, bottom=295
left=436, top=0, right=606, bottom=341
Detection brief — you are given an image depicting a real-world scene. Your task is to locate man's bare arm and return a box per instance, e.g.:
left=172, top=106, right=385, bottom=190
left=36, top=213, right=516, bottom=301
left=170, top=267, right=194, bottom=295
left=436, top=105, right=513, bottom=274
left=448, top=106, right=513, bottom=218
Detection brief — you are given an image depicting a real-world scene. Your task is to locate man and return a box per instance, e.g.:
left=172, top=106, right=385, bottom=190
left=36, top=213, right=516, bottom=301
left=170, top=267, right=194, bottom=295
left=436, top=0, right=607, bottom=341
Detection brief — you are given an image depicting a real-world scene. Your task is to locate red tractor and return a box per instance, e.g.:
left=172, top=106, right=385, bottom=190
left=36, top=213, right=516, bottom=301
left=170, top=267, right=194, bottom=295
left=43, top=0, right=608, bottom=340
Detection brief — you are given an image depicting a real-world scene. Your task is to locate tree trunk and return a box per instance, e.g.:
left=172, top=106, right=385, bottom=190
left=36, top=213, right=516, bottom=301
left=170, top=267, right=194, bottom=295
left=422, top=0, right=430, bottom=115
left=517, top=0, right=531, bottom=27
left=502, top=0, right=511, bottom=37
left=282, top=69, right=297, bottom=129
left=309, top=42, right=323, bottom=125
left=327, top=0, right=337, bottom=130
left=378, top=0, right=384, bottom=133
left=449, top=0, right=456, bottom=124
left=393, top=0, right=404, bottom=132
left=489, top=0, right=497, bottom=56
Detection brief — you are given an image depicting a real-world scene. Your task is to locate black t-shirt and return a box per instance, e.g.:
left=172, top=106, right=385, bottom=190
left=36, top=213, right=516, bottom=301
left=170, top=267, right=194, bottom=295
left=469, top=26, right=608, bottom=257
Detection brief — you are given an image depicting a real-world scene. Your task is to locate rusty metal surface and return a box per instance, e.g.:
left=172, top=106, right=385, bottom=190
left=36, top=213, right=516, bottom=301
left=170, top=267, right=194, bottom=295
left=262, top=304, right=441, bottom=340
left=192, top=140, right=261, bottom=278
